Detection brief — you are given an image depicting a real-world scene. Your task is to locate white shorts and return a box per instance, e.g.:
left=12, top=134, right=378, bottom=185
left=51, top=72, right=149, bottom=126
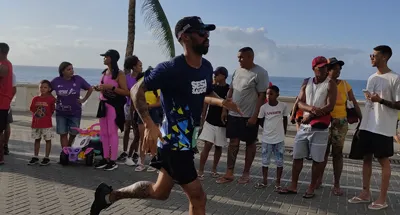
left=31, top=128, right=54, bottom=141
left=198, top=121, right=227, bottom=147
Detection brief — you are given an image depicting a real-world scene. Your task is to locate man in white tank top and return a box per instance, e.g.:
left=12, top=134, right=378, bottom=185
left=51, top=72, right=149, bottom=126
left=278, top=56, right=337, bottom=198
left=348, top=45, right=400, bottom=210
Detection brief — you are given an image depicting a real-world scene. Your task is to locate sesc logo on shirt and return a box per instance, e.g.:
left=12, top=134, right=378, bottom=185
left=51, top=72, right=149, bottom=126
left=191, top=79, right=207, bottom=95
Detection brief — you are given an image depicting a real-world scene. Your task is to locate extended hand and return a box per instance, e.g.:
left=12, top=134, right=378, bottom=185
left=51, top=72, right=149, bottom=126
left=222, top=98, right=242, bottom=116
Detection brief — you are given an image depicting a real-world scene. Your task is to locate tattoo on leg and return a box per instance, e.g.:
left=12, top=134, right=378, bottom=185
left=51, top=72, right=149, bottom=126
left=227, top=144, right=239, bottom=170
left=111, top=181, right=153, bottom=202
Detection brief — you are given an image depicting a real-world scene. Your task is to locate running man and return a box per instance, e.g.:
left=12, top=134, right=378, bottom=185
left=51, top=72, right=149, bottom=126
left=90, top=16, right=240, bottom=215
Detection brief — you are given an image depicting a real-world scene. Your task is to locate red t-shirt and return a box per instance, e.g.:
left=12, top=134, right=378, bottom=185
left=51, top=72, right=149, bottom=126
left=264, top=82, right=273, bottom=103
left=30, top=95, right=56, bottom=128
left=0, top=60, right=14, bottom=110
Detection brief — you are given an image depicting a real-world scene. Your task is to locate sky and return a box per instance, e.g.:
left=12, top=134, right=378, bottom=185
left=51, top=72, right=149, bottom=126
left=1, top=0, right=400, bottom=80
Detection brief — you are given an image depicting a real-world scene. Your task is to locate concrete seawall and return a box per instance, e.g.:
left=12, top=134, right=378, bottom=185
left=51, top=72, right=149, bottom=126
left=12, top=83, right=367, bottom=133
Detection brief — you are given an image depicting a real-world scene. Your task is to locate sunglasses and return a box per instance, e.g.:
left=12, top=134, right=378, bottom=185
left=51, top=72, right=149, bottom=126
left=186, top=29, right=209, bottom=38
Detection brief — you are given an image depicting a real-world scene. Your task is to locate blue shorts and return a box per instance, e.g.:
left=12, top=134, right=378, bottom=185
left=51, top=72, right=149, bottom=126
left=261, top=141, right=285, bottom=167
left=56, top=115, right=81, bottom=135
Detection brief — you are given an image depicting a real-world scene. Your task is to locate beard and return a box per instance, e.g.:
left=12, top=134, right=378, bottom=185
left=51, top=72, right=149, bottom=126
left=192, top=41, right=209, bottom=55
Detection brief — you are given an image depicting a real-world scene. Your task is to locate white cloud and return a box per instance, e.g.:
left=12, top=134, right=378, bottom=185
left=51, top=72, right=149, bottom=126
left=3, top=25, right=400, bottom=79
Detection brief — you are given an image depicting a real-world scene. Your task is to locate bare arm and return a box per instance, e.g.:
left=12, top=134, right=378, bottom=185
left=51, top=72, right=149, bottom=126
left=226, top=87, right=233, bottom=99
left=297, top=84, right=313, bottom=112
left=251, top=92, right=266, bottom=119
left=200, top=103, right=208, bottom=128
left=283, top=116, right=288, bottom=135
left=379, top=99, right=400, bottom=110
left=348, top=89, right=362, bottom=119
left=204, top=96, right=225, bottom=107
left=115, top=72, right=130, bottom=96
left=131, top=79, right=153, bottom=126
left=291, top=98, right=299, bottom=117
left=320, top=79, right=337, bottom=114
left=0, top=64, right=9, bottom=77
left=81, top=87, right=93, bottom=102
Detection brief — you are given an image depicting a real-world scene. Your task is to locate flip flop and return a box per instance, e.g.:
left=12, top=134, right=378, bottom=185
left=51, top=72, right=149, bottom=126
left=216, top=176, right=234, bottom=184
left=274, top=186, right=282, bottom=192
left=211, top=172, right=220, bottom=178
left=332, top=187, right=344, bottom=196
left=348, top=196, right=371, bottom=204
left=303, top=192, right=315, bottom=199
left=368, top=202, right=388, bottom=210
left=254, top=182, right=268, bottom=189
left=237, top=176, right=250, bottom=184
left=198, top=174, right=205, bottom=181
left=278, top=188, right=298, bottom=195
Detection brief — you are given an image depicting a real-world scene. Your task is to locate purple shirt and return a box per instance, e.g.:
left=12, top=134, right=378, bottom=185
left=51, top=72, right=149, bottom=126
left=125, top=75, right=137, bottom=105
left=51, top=75, right=91, bottom=117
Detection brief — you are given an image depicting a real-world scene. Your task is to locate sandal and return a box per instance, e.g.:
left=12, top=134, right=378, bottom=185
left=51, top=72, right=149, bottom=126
left=237, top=176, right=250, bottom=184
left=216, top=176, right=234, bottom=184
left=348, top=196, right=371, bottom=204
left=254, top=182, right=268, bottom=189
left=368, top=202, right=388, bottom=210
left=274, top=186, right=282, bottom=192
left=198, top=174, right=205, bottom=181
left=332, top=187, right=344, bottom=196
left=278, top=188, right=298, bottom=195
left=303, top=192, right=315, bottom=199
left=211, top=172, right=220, bottom=178
left=135, top=164, right=146, bottom=172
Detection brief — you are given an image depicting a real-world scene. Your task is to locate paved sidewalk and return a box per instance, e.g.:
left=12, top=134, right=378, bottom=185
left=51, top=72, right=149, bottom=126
left=1, top=113, right=400, bottom=214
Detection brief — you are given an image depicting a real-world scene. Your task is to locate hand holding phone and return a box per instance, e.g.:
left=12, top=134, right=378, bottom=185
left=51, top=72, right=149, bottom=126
left=362, top=89, right=371, bottom=99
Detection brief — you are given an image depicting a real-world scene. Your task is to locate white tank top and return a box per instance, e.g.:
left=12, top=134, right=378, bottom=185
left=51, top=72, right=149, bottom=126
left=303, top=77, right=330, bottom=117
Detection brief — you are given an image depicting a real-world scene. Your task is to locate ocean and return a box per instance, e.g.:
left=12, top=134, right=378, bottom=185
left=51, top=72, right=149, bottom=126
left=13, top=65, right=368, bottom=100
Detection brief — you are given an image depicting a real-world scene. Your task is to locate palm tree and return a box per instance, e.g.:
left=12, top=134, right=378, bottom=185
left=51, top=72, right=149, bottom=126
left=125, top=0, right=175, bottom=59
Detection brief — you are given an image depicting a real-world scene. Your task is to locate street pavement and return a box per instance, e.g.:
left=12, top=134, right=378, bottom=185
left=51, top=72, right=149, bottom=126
left=1, top=112, right=400, bottom=215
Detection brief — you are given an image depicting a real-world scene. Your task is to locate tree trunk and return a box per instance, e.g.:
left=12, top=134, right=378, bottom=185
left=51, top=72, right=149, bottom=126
left=125, top=0, right=136, bottom=57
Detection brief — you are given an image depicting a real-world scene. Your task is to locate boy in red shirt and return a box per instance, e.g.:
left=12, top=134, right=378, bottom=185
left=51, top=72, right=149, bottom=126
left=28, top=80, right=56, bottom=166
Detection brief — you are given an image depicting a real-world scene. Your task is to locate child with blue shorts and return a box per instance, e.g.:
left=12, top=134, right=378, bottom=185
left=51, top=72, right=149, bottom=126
left=255, top=85, right=289, bottom=191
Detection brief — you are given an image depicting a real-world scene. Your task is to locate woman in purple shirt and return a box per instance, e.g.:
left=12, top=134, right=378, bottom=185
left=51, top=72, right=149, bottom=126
left=51, top=62, right=93, bottom=149
left=117, top=55, right=142, bottom=166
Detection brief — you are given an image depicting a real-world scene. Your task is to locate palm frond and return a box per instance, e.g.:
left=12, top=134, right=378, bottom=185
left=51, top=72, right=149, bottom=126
left=141, top=0, right=175, bottom=59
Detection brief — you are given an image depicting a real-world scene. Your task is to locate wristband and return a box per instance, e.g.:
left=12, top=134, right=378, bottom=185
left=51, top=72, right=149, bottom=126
left=379, top=99, right=384, bottom=104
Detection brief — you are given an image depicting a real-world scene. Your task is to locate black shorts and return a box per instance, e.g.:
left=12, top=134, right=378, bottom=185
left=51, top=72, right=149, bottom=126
left=150, top=148, right=197, bottom=185
left=0, top=109, right=9, bottom=132
left=226, top=115, right=258, bottom=143
left=357, top=130, right=394, bottom=158
left=7, top=109, right=13, bottom=124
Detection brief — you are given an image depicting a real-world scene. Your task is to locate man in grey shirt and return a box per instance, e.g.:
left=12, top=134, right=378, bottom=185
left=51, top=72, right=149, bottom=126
left=217, top=47, right=269, bottom=184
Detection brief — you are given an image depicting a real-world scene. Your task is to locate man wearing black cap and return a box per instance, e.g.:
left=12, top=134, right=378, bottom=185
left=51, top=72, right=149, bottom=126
left=90, top=16, right=240, bottom=215
left=197, top=66, right=230, bottom=180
